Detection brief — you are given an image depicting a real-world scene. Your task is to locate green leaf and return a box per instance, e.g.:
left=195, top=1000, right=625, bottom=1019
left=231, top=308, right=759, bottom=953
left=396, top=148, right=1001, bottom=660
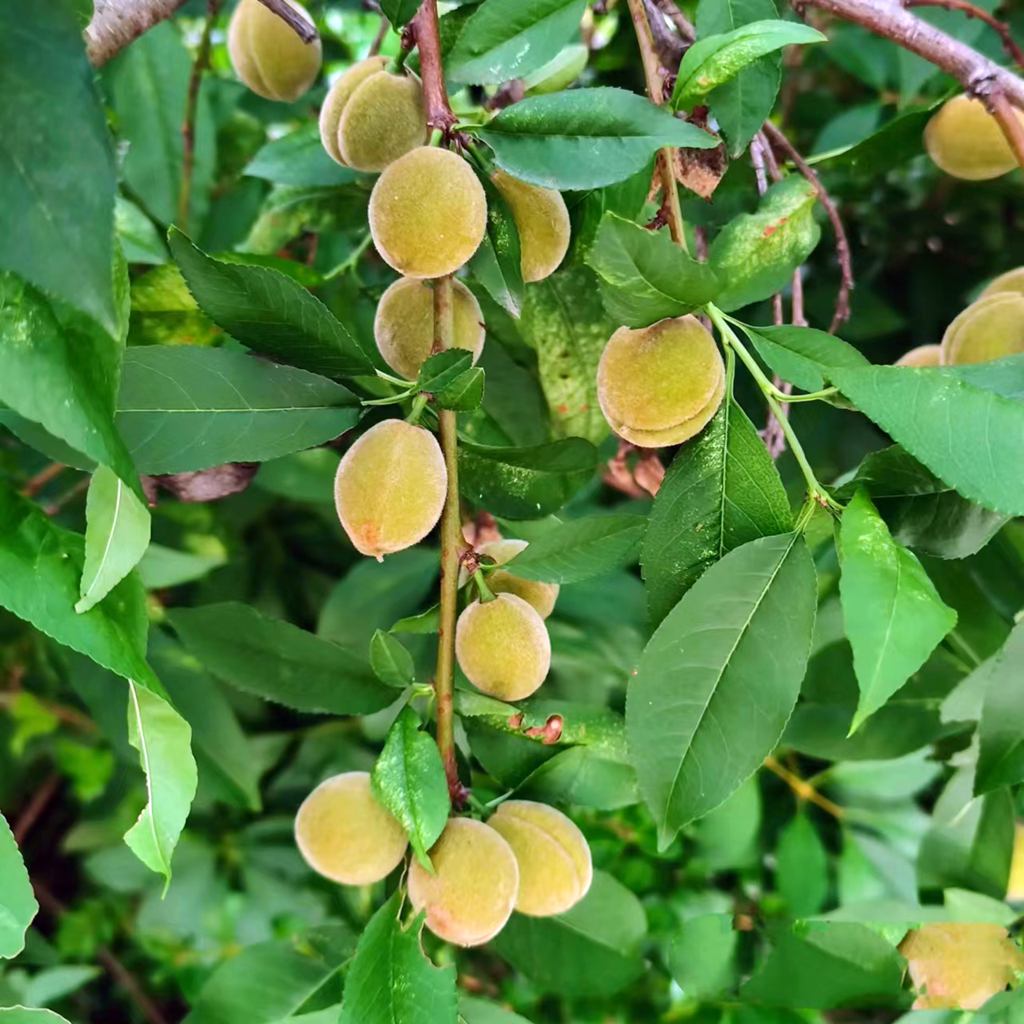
left=459, top=997, right=534, bottom=1024
left=369, top=630, right=416, bottom=687
left=0, top=1012, right=73, bottom=1024
left=470, top=170, right=525, bottom=318
left=77, top=466, right=151, bottom=614
left=709, top=177, right=821, bottom=311
left=371, top=708, right=450, bottom=869
left=137, top=544, right=226, bottom=589
left=246, top=125, right=361, bottom=188
left=184, top=931, right=354, bottom=1024
left=150, top=631, right=262, bottom=813
left=494, top=872, right=646, bottom=997
left=117, top=346, right=359, bottom=474
left=106, top=22, right=215, bottom=228
left=477, top=88, right=718, bottom=190
left=379, top=0, right=421, bottom=29
left=520, top=746, right=638, bottom=810
left=458, top=437, right=599, bottom=519
left=838, top=488, right=956, bottom=733
left=627, top=533, right=816, bottom=845
left=339, top=893, right=457, bottom=1024
left=170, top=603, right=394, bottom=715
left=642, top=399, right=794, bottom=625
left=695, top=0, right=783, bottom=157
left=739, top=322, right=869, bottom=393
left=168, top=230, right=371, bottom=379
left=0, top=812, right=37, bottom=959
left=115, top=196, right=167, bottom=265
left=838, top=445, right=1008, bottom=560
left=666, top=914, right=738, bottom=1001
left=0, top=0, right=117, bottom=333
left=418, top=350, right=474, bottom=393
left=673, top=20, right=825, bottom=109
left=504, top=515, right=646, bottom=583
left=448, top=0, right=587, bottom=85
left=776, top=813, right=829, bottom=917
left=435, top=367, right=485, bottom=412
left=0, top=484, right=154, bottom=689
left=741, top=922, right=905, bottom=1008
left=829, top=358, right=1024, bottom=517
left=123, top=680, right=197, bottom=884
left=0, top=271, right=138, bottom=498
left=520, top=265, right=613, bottom=444
left=586, top=213, right=721, bottom=327
left=976, top=624, right=1024, bottom=794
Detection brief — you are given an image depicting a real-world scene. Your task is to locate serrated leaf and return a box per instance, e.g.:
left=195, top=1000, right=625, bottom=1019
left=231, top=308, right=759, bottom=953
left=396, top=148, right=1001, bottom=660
left=469, top=165, right=525, bottom=317
left=0, top=0, right=117, bottom=333
left=246, top=125, right=361, bottom=188
left=695, top=0, right=782, bottom=156
left=458, top=437, right=599, bottom=519
left=673, top=20, right=825, bottom=109
left=124, top=681, right=197, bottom=885
left=0, top=1011, right=74, bottom=1024
left=739, top=322, right=869, bottom=392
left=371, top=708, right=449, bottom=869
left=627, top=533, right=816, bottom=845
left=0, top=813, right=37, bottom=959
left=369, top=630, right=416, bottom=687
left=642, top=399, right=793, bottom=625
left=586, top=213, right=721, bottom=327
left=339, top=893, right=457, bottom=1024
left=976, top=624, right=1024, bottom=795
left=459, top=997, right=534, bottom=1024
left=477, top=88, right=718, bottom=190
left=839, top=488, right=956, bottom=734
left=170, top=603, right=394, bottom=715
left=418, top=350, right=474, bottom=393
left=448, top=0, right=587, bottom=85
left=0, top=270, right=139, bottom=499
left=830, top=357, right=1024, bottom=517
left=77, top=466, right=151, bottom=614
left=504, top=515, right=646, bottom=583
left=709, top=177, right=820, bottom=311
left=169, top=230, right=371, bottom=379
left=117, top=346, right=359, bottom=474
left=436, top=367, right=485, bottom=411
left=520, top=265, right=612, bottom=444
left=493, top=872, right=646, bottom=997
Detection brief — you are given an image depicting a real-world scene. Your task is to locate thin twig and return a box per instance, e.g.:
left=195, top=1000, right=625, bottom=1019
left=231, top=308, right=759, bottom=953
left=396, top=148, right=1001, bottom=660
left=905, top=0, right=1024, bottom=68
left=13, top=774, right=62, bottom=845
left=255, top=0, right=318, bottom=42
left=0, top=692, right=97, bottom=733
left=650, top=0, right=696, bottom=42
left=643, top=0, right=685, bottom=64
left=34, top=883, right=169, bottom=1024
left=762, top=121, right=854, bottom=332
left=178, top=0, right=220, bottom=230
left=21, top=463, right=66, bottom=499
left=414, top=0, right=457, bottom=134
left=764, top=755, right=845, bottom=818
left=988, top=89, right=1024, bottom=173
left=627, top=0, right=687, bottom=249
left=367, top=14, right=390, bottom=57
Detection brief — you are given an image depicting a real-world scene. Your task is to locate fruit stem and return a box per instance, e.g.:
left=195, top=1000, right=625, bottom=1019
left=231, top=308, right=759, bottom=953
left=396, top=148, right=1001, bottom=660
left=707, top=304, right=842, bottom=516
left=405, top=393, right=429, bottom=424
left=472, top=569, right=496, bottom=604
left=987, top=91, right=1024, bottom=174
left=626, top=0, right=688, bottom=251
left=432, top=275, right=464, bottom=804
left=414, top=0, right=458, bottom=136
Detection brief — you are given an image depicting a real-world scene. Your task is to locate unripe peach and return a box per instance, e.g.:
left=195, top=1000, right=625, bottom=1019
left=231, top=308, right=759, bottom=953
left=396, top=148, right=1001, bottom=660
left=294, top=771, right=408, bottom=885
left=940, top=293, right=1024, bottom=365
left=980, top=266, right=1024, bottom=301
left=596, top=315, right=725, bottom=448
left=455, top=593, right=551, bottom=701
left=407, top=817, right=519, bottom=946
left=318, top=62, right=427, bottom=172
left=228, top=0, right=322, bottom=102
left=374, top=277, right=485, bottom=380
left=895, top=344, right=942, bottom=368
left=369, top=148, right=488, bottom=279
left=458, top=539, right=559, bottom=619
left=900, top=923, right=1024, bottom=1009
left=334, top=419, right=447, bottom=560
left=924, top=95, right=1024, bottom=181
left=1007, top=823, right=1024, bottom=902
left=488, top=800, right=592, bottom=917
left=318, top=57, right=388, bottom=164
left=491, top=170, right=571, bottom=283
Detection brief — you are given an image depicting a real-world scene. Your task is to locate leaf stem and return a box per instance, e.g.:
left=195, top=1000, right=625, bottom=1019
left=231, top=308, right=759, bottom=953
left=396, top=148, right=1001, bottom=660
left=707, top=304, right=842, bottom=515
left=763, top=755, right=845, bottom=819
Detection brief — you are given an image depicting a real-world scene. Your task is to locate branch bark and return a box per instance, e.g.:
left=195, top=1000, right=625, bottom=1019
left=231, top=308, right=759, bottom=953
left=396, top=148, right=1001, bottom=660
left=414, top=0, right=457, bottom=134
left=255, top=0, right=318, bottom=43
left=85, top=0, right=189, bottom=66
left=905, top=0, right=1024, bottom=69
left=796, top=0, right=1024, bottom=109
